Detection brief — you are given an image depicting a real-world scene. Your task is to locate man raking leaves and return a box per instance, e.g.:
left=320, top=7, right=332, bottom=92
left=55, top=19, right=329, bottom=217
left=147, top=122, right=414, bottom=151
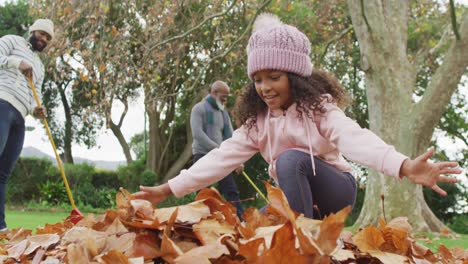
left=0, top=19, right=82, bottom=230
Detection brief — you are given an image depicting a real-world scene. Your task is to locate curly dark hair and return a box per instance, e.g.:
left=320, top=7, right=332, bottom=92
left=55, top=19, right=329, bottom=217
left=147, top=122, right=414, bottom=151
left=233, top=69, right=350, bottom=129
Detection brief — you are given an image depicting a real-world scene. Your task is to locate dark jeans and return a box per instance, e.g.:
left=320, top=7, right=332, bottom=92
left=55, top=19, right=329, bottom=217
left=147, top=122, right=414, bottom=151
left=193, top=153, right=244, bottom=218
left=0, top=99, right=25, bottom=229
left=275, top=150, right=357, bottom=219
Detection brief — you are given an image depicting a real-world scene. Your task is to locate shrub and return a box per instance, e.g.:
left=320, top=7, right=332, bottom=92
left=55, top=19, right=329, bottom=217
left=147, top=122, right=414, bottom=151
left=91, top=170, right=122, bottom=189
left=7, top=157, right=59, bottom=203
left=117, top=158, right=156, bottom=192
left=448, top=214, right=468, bottom=234
left=39, top=180, right=69, bottom=206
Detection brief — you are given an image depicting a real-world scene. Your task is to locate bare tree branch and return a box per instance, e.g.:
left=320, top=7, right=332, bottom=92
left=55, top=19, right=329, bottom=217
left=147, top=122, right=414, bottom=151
left=318, top=26, right=353, bottom=65
left=449, top=0, right=461, bottom=40
left=414, top=11, right=468, bottom=132
left=360, top=0, right=371, bottom=31
left=146, top=0, right=239, bottom=54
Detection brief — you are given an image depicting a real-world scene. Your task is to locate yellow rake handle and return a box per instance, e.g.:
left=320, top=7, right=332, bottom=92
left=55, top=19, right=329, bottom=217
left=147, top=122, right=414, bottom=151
left=28, top=78, right=77, bottom=209
left=241, top=171, right=269, bottom=204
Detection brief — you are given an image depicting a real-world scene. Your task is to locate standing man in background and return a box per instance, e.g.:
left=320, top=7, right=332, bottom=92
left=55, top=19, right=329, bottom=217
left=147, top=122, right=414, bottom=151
left=190, top=80, right=244, bottom=217
left=0, top=19, right=54, bottom=233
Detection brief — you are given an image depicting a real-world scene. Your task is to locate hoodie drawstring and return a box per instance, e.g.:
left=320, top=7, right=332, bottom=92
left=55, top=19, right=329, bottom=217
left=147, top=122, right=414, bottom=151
left=304, top=117, right=317, bottom=176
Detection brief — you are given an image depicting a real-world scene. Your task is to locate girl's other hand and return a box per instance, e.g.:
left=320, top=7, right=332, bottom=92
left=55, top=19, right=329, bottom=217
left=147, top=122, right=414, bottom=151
left=133, top=183, right=173, bottom=204
left=400, top=147, right=461, bottom=196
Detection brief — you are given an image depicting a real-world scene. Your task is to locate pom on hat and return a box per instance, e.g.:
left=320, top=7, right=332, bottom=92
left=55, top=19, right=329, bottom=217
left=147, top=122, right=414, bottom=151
left=252, top=13, right=283, bottom=32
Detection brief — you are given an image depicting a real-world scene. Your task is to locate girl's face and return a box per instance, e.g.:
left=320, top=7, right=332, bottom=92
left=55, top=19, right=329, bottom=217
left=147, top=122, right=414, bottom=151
left=253, top=70, right=292, bottom=110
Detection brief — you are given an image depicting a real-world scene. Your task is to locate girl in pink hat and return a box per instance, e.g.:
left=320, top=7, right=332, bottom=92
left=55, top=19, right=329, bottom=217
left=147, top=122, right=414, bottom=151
left=134, top=14, right=461, bottom=219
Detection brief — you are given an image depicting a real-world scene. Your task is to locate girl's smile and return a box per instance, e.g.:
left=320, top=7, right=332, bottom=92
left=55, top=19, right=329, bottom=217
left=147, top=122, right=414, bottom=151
left=253, top=70, right=292, bottom=110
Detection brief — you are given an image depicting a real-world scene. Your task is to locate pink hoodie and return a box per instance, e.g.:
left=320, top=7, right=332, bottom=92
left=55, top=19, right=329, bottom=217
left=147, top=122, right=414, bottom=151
left=168, top=95, right=408, bottom=197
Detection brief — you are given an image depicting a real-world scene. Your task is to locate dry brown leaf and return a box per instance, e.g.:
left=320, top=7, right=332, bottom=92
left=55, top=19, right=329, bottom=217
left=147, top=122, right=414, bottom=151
left=105, top=217, right=128, bottom=235
left=451, top=246, right=468, bottom=260
left=193, top=219, right=236, bottom=245
left=24, top=234, right=60, bottom=255
left=7, top=228, right=32, bottom=245
left=66, top=242, right=91, bottom=263
left=353, top=225, right=385, bottom=252
left=438, top=244, right=453, bottom=263
left=240, top=225, right=283, bottom=250
left=296, top=227, right=322, bottom=255
left=130, top=232, right=161, bottom=260
left=154, top=200, right=210, bottom=224
left=6, top=239, right=28, bottom=261
left=238, top=208, right=277, bottom=239
left=331, top=249, right=354, bottom=262
left=130, top=199, right=155, bottom=220
left=174, top=235, right=231, bottom=264
left=238, top=238, right=265, bottom=263
left=368, top=250, right=410, bottom=263
left=195, top=187, right=225, bottom=202
left=103, top=232, right=135, bottom=256
left=264, top=182, right=298, bottom=225
left=410, top=240, right=437, bottom=262
left=257, top=222, right=315, bottom=264
left=387, top=217, right=412, bottom=232
left=315, top=206, right=351, bottom=255
left=31, top=247, right=46, bottom=264
left=202, top=198, right=239, bottom=226
left=100, top=249, right=130, bottom=264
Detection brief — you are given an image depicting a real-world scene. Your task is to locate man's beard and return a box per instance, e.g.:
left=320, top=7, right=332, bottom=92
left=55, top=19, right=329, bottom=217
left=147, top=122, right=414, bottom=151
left=216, top=100, right=225, bottom=111
left=29, top=34, right=46, bottom=52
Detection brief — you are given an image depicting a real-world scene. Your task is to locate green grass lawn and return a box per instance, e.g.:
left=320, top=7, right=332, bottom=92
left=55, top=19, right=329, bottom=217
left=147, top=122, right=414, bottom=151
left=415, top=232, right=468, bottom=252
left=5, top=210, right=69, bottom=231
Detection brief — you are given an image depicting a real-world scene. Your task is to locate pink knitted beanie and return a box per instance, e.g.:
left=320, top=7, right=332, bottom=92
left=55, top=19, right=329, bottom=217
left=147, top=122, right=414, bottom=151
left=247, top=13, right=312, bottom=79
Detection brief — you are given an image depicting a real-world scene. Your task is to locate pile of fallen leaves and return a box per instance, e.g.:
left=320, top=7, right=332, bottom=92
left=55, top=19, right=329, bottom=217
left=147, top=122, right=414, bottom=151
left=0, top=182, right=466, bottom=263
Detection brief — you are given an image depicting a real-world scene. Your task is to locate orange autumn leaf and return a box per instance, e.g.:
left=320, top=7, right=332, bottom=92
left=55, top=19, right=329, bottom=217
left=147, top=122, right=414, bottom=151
left=193, top=219, right=235, bottom=245
left=257, top=222, right=313, bottom=264
left=438, top=244, right=453, bottom=262
left=174, top=235, right=230, bottom=264
left=116, top=188, right=132, bottom=209
left=154, top=200, right=210, bottom=224
left=131, top=233, right=161, bottom=260
left=202, top=197, right=239, bottom=226
left=296, top=227, right=321, bottom=256
left=353, top=225, right=386, bottom=252
left=100, top=250, right=130, bottom=264
left=130, top=199, right=155, bottom=220
left=238, top=238, right=265, bottom=263
left=315, top=206, right=351, bottom=255
left=160, top=208, right=183, bottom=262
left=238, top=208, right=274, bottom=239
left=195, top=187, right=224, bottom=202
left=264, top=181, right=297, bottom=224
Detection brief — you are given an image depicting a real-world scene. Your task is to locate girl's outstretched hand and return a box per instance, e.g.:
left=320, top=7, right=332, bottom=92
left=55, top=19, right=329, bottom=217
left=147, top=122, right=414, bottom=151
left=399, top=147, right=461, bottom=196
left=133, top=183, right=173, bottom=205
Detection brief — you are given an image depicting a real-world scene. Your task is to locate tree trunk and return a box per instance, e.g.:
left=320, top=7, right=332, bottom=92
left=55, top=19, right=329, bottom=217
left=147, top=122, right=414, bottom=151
left=162, top=137, right=193, bottom=183
left=109, top=120, right=133, bottom=164
left=107, top=99, right=133, bottom=164
left=58, top=84, right=74, bottom=164
left=348, top=0, right=468, bottom=231
left=146, top=105, right=164, bottom=174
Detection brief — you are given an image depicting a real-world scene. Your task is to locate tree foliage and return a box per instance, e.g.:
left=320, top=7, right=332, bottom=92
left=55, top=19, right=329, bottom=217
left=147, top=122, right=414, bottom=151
left=0, top=0, right=31, bottom=36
